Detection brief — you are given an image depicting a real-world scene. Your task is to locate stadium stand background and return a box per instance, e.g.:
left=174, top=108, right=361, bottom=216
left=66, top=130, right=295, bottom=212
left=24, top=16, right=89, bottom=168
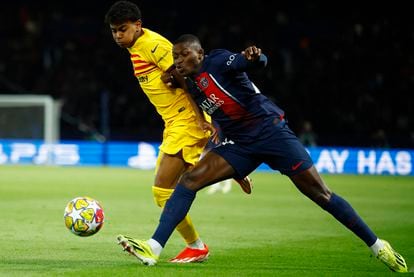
left=0, top=1, right=412, bottom=147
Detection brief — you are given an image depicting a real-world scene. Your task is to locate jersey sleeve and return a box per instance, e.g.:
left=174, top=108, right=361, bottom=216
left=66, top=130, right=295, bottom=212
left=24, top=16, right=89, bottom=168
left=145, top=39, right=174, bottom=72
left=220, top=50, right=268, bottom=73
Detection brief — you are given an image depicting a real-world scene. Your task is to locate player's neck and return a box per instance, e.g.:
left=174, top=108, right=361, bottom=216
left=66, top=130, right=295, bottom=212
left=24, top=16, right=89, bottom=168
left=131, top=29, right=144, bottom=46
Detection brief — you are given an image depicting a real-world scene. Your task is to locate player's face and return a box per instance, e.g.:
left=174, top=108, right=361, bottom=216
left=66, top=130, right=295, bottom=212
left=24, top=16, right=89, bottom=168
left=110, top=20, right=141, bottom=48
left=173, top=42, right=203, bottom=77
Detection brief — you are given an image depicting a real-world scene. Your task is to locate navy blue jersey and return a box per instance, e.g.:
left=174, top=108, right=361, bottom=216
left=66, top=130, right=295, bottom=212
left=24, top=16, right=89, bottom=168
left=185, top=49, right=285, bottom=143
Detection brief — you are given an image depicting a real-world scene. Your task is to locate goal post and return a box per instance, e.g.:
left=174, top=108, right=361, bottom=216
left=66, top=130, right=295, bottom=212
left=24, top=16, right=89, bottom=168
left=0, top=94, right=61, bottom=143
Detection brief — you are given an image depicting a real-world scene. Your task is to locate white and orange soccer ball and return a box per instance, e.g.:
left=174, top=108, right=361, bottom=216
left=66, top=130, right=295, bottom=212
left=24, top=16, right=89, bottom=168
left=64, top=196, right=105, bottom=237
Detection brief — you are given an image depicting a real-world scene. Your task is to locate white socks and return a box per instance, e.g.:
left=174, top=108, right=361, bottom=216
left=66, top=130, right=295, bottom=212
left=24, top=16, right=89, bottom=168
left=188, top=238, right=205, bottom=249
left=370, top=238, right=385, bottom=256
left=147, top=238, right=163, bottom=257
left=146, top=237, right=205, bottom=257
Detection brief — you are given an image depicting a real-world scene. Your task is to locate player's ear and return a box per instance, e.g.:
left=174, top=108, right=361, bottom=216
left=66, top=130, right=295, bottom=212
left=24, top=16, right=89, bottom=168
left=134, top=20, right=142, bottom=29
left=197, top=48, right=204, bottom=61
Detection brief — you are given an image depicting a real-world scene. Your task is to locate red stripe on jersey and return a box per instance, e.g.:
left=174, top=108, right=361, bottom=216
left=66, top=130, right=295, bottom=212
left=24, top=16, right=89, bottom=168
left=134, top=64, right=154, bottom=71
left=130, top=54, right=140, bottom=58
left=132, top=59, right=146, bottom=64
left=196, top=72, right=246, bottom=119
left=135, top=66, right=157, bottom=76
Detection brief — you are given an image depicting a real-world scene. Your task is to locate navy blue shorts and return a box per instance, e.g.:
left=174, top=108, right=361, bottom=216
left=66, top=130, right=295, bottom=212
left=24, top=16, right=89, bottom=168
left=211, top=120, right=313, bottom=178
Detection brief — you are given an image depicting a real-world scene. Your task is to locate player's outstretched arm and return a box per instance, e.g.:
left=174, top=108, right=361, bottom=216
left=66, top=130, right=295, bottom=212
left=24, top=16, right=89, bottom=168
left=160, top=64, right=216, bottom=140
left=182, top=88, right=218, bottom=142
left=234, top=46, right=267, bottom=70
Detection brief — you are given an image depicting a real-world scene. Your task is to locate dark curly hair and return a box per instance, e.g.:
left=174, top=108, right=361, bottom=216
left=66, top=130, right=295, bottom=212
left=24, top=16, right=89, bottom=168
left=174, top=34, right=201, bottom=46
left=105, top=1, right=142, bottom=25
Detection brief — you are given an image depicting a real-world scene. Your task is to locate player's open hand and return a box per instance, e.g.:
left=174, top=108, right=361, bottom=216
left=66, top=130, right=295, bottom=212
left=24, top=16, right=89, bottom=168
left=199, top=121, right=219, bottom=144
left=241, top=46, right=262, bottom=61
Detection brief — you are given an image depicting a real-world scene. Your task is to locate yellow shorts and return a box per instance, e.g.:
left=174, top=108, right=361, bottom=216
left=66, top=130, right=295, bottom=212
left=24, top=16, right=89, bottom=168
left=158, top=119, right=210, bottom=166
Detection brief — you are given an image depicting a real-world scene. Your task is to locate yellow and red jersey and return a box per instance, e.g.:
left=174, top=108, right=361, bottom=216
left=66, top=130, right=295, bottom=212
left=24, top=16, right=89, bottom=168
left=127, top=28, right=195, bottom=126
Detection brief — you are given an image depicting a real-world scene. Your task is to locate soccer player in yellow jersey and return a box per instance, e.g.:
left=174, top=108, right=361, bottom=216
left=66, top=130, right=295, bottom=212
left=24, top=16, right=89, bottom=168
left=105, top=1, right=252, bottom=263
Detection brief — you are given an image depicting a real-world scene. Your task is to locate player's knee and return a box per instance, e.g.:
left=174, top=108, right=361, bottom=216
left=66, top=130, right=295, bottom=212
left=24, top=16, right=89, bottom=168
left=312, top=187, right=332, bottom=206
left=179, top=172, right=202, bottom=191
left=154, top=175, right=176, bottom=189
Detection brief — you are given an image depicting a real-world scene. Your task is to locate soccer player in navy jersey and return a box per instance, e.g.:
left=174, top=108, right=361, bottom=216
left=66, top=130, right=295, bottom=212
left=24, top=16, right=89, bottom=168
left=116, top=34, right=408, bottom=272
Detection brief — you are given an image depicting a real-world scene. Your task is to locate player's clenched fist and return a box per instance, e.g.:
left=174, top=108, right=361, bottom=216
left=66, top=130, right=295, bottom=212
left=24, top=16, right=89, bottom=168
left=161, top=71, right=176, bottom=88
left=241, top=46, right=262, bottom=61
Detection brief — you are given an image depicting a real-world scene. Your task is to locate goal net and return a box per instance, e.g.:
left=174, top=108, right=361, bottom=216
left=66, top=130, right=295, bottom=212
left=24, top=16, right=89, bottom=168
left=0, top=95, right=61, bottom=143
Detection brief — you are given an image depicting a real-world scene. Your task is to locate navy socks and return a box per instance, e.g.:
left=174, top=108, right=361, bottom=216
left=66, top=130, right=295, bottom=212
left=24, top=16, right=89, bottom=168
left=152, top=184, right=196, bottom=247
left=152, top=187, right=377, bottom=248
left=322, top=193, right=377, bottom=246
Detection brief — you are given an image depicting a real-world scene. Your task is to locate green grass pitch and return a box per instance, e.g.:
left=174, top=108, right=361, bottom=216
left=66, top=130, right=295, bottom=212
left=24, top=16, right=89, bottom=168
left=0, top=166, right=413, bottom=276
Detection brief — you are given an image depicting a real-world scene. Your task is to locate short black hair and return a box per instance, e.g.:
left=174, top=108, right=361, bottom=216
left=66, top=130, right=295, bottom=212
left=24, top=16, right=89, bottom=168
left=174, top=34, right=201, bottom=46
left=105, top=1, right=141, bottom=25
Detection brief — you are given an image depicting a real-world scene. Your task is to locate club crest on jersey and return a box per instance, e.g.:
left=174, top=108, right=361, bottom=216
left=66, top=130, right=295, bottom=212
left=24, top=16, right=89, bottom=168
left=199, top=77, right=209, bottom=88
left=137, top=75, right=148, bottom=83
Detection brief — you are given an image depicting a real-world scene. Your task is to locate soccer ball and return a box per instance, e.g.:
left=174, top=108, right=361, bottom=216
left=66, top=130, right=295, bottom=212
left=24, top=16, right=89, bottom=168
left=64, top=196, right=105, bottom=237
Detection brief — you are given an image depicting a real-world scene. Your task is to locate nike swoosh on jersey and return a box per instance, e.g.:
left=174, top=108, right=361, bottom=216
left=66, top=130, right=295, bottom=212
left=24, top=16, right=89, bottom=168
left=291, top=161, right=304, bottom=170
left=151, top=44, right=159, bottom=53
